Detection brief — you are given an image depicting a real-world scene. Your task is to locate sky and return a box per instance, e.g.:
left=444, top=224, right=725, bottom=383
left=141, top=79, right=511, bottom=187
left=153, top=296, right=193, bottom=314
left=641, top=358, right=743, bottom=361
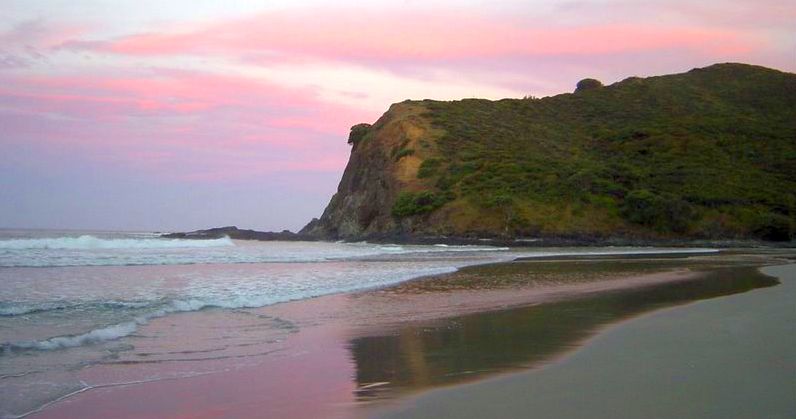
left=1, top=0, right=794, bottom=232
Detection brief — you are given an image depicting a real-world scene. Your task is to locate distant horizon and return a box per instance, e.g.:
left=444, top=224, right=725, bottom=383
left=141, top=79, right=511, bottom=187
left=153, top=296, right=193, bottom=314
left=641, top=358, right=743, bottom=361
left=0, top=224, right=302, bottom=233
left=0, top=226, right=212, bottom=233
left=2, top=0, right=794, bottom=232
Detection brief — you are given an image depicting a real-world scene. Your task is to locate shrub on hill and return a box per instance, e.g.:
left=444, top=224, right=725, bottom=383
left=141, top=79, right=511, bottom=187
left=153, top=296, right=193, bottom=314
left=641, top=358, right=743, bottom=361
left=410, top=64, right=796, bottom=239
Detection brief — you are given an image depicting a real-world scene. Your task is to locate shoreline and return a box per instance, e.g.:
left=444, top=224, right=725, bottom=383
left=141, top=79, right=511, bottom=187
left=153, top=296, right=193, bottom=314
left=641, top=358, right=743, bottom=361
left=25, top=251, right=793, bottom=418
left=161, top=226, right=796, bottom=249
left=373, top=262, right=796, bottom=419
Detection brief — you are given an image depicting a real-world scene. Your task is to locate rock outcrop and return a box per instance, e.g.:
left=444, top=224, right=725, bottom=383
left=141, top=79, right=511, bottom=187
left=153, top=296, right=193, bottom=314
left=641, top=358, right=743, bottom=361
left=164, top=226, right=316, bottom=241
left=303, top=63, right=796, bottom=242
left=300, top=102, right=437, bottom=239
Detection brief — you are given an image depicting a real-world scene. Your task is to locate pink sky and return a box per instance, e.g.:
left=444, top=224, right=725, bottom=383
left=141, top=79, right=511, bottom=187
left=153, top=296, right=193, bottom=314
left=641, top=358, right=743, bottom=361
left=1, top=0, right=793, bottom=231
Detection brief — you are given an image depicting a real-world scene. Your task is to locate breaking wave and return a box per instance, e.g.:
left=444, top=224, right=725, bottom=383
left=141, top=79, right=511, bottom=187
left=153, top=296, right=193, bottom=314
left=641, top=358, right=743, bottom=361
left=4, top=322, right=140, bottom=352
left=0, top=266, right=459, bottom=353
left=0, top=301, right=151, bottom=317
left=0, top=238, right=509, bottom=268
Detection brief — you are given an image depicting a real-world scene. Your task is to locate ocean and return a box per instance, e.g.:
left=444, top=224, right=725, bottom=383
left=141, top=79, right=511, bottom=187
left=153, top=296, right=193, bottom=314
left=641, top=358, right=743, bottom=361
left=0, top=229, right=714, bottom=418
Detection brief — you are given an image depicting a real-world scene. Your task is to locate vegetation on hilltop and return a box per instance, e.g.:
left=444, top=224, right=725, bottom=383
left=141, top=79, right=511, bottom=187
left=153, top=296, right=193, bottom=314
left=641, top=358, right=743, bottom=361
left=391, top=63, right=796, bottom=240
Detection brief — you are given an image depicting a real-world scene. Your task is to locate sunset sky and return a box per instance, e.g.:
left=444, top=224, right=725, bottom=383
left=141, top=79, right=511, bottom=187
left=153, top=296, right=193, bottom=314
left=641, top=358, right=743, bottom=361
left=1, top=0, right=794, bottom=231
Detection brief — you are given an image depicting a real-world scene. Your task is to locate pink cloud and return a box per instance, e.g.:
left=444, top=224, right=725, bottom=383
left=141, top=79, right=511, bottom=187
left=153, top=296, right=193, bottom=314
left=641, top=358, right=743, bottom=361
left=0, top=67, right=372, bottom=182
left=74, top=10, right=757, bottom=63
left=2, top=69, right=371, bottom=133
left=1, top=102, right=352, bottom=182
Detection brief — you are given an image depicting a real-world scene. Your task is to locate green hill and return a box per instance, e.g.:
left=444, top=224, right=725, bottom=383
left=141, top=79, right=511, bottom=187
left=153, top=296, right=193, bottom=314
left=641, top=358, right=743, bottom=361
left=302, top=63, right=796, bottom=242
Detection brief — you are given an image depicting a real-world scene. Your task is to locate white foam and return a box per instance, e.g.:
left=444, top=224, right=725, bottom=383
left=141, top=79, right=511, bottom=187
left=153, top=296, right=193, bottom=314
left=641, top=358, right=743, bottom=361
left=1, top=265, right=461, bottom=353
left=7, top=322, right=138, bottom=351
left=0, top=303, right=68, bottom=317
left=0, top=235, right=234, bottom=250
left=0, top=239, right=509, bottom=268
left=0, top=300, right=157, bottom=317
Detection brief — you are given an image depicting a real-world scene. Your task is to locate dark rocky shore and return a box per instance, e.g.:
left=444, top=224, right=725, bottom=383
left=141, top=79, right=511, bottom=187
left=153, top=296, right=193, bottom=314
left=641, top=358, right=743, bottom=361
left=161, top=226, right=793, bottom=248
left=162, top=226, right=317, bottom=241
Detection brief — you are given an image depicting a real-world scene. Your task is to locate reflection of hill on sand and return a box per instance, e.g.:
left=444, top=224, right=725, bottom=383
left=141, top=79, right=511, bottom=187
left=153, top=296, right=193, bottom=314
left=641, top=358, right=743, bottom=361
left=348, top=265, right=777, bottom=400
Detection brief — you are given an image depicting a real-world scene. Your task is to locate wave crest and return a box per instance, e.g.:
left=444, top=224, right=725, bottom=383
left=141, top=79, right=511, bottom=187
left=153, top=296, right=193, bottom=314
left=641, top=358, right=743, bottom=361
left=4, top=322, right=139, bottom=352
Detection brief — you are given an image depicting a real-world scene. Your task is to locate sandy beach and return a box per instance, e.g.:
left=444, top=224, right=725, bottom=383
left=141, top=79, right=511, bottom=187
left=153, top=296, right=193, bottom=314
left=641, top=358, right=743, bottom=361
left=25, top=251, right=796, bottom=419
left=374, top=263, right=796, bottom=419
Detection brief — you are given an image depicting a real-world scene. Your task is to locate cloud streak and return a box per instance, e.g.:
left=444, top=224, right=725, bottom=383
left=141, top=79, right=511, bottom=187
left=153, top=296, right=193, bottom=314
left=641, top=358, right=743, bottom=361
left=0, top=68, right=368, bottom=184
left=71, top=10, right=759, bottom=63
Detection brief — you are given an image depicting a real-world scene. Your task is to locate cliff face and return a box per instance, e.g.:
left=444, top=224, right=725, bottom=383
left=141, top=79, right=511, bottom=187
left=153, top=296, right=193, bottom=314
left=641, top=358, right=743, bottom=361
left=301, top=102, right=439, bottom=238
left=302, top=63, right=796, bottom=242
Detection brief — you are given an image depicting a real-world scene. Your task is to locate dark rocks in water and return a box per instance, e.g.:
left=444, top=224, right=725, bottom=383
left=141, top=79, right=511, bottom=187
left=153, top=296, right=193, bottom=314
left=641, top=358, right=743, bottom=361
left=162, top=226, right=318, bottom=241
left=163, top=227, right=792, bottom=248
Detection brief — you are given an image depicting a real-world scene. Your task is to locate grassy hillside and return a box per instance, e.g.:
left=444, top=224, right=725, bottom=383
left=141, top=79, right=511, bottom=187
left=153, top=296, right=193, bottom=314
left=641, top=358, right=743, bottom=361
left=390, top=63, right=795, bottom=240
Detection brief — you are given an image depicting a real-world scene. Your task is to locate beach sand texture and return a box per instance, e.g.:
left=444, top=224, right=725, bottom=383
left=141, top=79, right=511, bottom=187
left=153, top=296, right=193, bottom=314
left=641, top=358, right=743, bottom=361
left=28, top=253, right=796, bottom=419
left=375, top=263, right=796, bottom=419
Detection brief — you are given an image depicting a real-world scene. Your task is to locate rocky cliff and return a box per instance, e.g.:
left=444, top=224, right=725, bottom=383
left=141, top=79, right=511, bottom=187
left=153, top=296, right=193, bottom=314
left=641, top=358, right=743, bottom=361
left=301, top=102, right=440, bottom=238
left=302, top=63, right=796, bottom=242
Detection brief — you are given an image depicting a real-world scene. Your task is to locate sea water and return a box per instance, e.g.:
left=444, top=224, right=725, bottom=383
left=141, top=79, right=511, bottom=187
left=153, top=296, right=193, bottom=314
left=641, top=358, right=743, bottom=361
left=0, top=229, right=714, bottom=418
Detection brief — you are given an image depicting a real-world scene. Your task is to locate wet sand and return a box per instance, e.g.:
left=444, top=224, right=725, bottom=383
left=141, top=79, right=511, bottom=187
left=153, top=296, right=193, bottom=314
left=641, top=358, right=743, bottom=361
left=28, top=251, right=795, bottom=418
left=374, top=263, right=796, bottom=419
